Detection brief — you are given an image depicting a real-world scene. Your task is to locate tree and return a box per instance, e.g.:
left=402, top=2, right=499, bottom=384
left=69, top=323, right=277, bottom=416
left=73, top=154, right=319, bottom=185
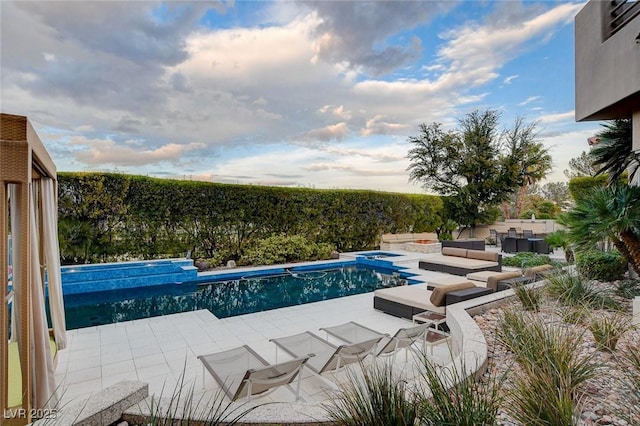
left=591, top=119, right=638, bottom=185
left=539, top=182, right=572, bottom=210
left=407, top=109, right=549, bottom=233
left=502, top=117, right=552, bottom=218
left=563, top=184, right=640, bottom=274
left=564, top=151, right=598, bottom=179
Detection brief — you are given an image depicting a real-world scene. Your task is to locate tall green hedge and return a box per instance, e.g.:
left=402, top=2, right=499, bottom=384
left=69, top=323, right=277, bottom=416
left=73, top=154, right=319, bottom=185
left=57, top=172, right=443, bottom=265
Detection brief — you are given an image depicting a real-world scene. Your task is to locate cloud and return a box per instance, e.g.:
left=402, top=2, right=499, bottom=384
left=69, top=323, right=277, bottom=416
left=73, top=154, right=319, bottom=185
left=70, top=136, right=206, bottom=167
left=503, top=75, right=519, bottom=84
left=519, top=96, right=542, bottom=106
left=361, top=116, right=409, bottom=137
left=319, top=105, right=352, bottom=120
left=303, top=1, right=455, bottom=76
left=295, top=122, right=350, bottom=143
left=0, top=1, right=585, bottom=193
left=305, top=163, right=402, bottom=177
left=538, top=110, right=575, bottom=123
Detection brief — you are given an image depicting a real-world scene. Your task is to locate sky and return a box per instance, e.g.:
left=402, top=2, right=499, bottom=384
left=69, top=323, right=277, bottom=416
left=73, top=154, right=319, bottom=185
left=1, top=0, right=603, bottom=194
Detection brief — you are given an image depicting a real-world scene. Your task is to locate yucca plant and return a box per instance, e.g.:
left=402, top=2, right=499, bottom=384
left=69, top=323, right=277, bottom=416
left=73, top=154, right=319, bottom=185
left=323, top=360, right=418, bottom=426
left=417, top=355, right=505, bottom=426
left=588, top=312, right=636, bottom=352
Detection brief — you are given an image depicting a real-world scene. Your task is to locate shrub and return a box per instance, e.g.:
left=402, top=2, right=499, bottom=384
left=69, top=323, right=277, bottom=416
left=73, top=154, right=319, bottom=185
left=324, top=360, right=418, bottom=426
left=615, top=279, right=640, bottom=299
left=575, top=250, right=627, bottom=281
left=417, top=354, right=505, bottom=426
left=502, top=252, right=552, bottom=268
left=557, top=304, right=590, bottom=326
left=615, top=342, right=640, bottom=424
left=242, top=234, right=336, bottom=265
left=513, top=284, right=543, bottom=312
left=498, top=309, right=599, bottom=426
left=546, top=273, right=619, bottom=310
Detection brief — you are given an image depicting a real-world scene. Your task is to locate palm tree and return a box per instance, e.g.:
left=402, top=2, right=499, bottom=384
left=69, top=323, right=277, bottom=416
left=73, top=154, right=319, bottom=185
left=591, top=119, right=638, bottom=185
left=564, top=184, right=640, bottom=274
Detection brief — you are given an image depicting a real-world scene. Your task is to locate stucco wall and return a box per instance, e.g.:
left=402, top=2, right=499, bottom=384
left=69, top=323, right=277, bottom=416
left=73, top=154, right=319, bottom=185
left=575, top=1, right=640, bottom=121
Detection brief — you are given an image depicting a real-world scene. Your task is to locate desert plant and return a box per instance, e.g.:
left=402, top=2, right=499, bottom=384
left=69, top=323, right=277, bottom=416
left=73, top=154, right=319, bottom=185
left=575, top=249, right=628, bottom=282
left=507, top=365, right=581, bottom=426
left=588, top=312, right=636, bottom=352
left=557, top=303, right=590, bottom=326
left=417, top=356, right=505, bottom=426
left=546, top=273, right=618, bottom=310
left=498, top=309, right=598, bottom=392
left=513, top=284, right=543, bottom=312
left=614, top=342, right=640, bottom=424
left=615, top=279, right=640, bottom=299
left=133, top=368, right=256, bottom=425
left=563, top=183, right=640, bottom=274
left=545, top=229, right=574, bottom=263
left=323, top=360, right=418, bottom=426
left=498, top=309, right=599, bottom=426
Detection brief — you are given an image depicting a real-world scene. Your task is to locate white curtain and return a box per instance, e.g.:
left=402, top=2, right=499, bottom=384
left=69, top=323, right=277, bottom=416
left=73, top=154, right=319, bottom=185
left=28, top=183, right=58, bottom=408
left=9, top=183, right=58, bottom=409
left=41, top=178, right=67, bottom=349
left=9, top=185, right=21, bottom=343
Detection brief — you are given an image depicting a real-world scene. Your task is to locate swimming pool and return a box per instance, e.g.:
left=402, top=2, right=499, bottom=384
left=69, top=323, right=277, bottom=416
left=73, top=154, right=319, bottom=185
left=59, top=264, right=411, bottom=329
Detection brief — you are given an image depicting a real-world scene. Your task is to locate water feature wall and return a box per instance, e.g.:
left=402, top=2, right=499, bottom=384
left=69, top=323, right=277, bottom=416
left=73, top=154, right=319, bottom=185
left=61, top=259, right=197, bottom=295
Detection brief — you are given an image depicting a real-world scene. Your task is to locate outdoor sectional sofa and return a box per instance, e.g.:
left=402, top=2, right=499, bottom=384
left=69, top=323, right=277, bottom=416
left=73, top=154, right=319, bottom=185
left=418, top=247, right=502, bottom=276
left=373, top=282, right=492, bottom=320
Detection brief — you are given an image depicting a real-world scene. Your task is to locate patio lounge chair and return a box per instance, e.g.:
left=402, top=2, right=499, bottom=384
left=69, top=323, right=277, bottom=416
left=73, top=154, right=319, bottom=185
left=320, top=321, right=435, bottom=362
left=197, top=345, right=312, bottom=401
left=270, top=331, right=381, bottom=386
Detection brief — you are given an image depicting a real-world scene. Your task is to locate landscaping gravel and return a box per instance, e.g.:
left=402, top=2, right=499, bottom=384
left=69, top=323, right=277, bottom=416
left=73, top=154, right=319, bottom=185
left=475, top=279, right=640, bottom=426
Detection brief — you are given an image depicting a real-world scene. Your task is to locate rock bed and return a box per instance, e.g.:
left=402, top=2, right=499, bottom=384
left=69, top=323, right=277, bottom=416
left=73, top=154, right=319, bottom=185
left=475, top=279, right=640, bottom=426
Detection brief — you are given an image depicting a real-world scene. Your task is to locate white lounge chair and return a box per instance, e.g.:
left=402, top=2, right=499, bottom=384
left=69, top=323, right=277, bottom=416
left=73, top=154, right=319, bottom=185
left=197, top=345, right=312, bottom=401
left=270, top=331, right=381, bottom=388
left=320, top=321, right=435, bottom=362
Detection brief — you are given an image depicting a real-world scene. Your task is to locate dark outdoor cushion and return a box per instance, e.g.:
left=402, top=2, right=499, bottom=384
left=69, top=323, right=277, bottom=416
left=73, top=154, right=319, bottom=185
left=441, top=247, right=468, bottom=258
left=430, top=281, right=476, bottom=307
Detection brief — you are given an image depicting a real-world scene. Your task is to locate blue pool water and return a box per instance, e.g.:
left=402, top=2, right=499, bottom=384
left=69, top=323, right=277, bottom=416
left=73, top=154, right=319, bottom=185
left=60, top=264, right=410, bottom=329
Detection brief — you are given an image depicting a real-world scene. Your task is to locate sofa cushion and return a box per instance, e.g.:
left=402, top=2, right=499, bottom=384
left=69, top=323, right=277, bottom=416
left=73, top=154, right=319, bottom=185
left=437, top=257, right=499, bottom=269
left=486, top=271, right=523, bottom=292
left=524, top=264, right=554, bottom=278
left=441, top=247, right=468, bottom=258
left=430, top=281, right=476, bottom=307
left=374, top=284, right=445, bottom=314
left=467, top=250, right=499, bottom=262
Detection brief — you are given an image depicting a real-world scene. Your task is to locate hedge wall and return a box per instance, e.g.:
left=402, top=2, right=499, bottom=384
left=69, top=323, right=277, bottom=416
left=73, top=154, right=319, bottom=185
left=57, top=172, right=443, bottom=265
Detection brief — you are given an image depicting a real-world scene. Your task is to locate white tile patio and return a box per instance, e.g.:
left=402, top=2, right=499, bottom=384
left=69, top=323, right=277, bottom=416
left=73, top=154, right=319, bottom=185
left=53, top=246, right=565, bottom=409
left=54, top=264, right=454, bottom=408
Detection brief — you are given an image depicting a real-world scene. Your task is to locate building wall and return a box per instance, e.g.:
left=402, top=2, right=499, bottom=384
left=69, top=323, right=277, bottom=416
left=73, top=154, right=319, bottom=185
left=575, top=1, right=640, bottom=121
